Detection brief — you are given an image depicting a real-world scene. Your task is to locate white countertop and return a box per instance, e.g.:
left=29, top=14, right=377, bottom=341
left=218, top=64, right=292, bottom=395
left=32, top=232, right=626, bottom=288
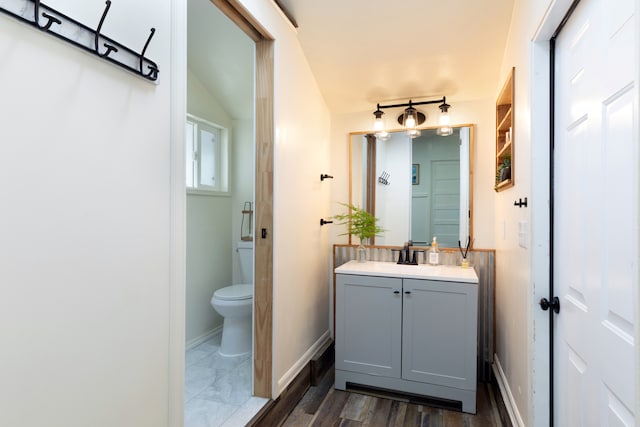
left=335, top=260, right=479, bottom=283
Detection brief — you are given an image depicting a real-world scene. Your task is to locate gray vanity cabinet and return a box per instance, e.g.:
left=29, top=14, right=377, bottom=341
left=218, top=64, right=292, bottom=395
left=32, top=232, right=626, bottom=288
left=335, top=275, right=403, bottom=378
left=335, top=272, right=478, bottom=414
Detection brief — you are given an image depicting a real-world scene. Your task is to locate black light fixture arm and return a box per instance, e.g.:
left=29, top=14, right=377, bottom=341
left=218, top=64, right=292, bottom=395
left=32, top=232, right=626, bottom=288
left=375, top=96, right=447, bottom=111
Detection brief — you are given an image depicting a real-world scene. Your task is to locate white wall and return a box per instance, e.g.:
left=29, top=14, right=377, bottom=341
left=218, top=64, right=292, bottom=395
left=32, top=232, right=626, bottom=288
left=234, top=0, right=332, bottom=397
left=0, top=0, right=174, bottom=425
left=185, top=69, right=234, bottom=344
left=374, top=133, right=412, bottom=245
left=493, top=1, right=568, bottom=425
left=231, top=118, right=255, bottom=253
left=330, top=99, right=496, bottom=250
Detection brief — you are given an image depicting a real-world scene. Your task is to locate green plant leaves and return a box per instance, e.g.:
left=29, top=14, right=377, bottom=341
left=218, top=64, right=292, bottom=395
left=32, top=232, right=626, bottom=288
left=332, top=203, right=384, bottom=244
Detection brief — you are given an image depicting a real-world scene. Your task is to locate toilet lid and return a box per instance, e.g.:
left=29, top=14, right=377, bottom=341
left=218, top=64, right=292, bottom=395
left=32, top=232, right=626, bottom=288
left=214, top=284, right=253, bottom=300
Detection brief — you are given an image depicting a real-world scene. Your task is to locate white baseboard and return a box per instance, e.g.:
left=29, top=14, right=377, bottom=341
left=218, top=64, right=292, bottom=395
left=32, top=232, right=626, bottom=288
left=186, top=326, right=222, bottom=350
left=275, top=330, right=331, bottom=396
left=493, top=354, right=526, bottom=427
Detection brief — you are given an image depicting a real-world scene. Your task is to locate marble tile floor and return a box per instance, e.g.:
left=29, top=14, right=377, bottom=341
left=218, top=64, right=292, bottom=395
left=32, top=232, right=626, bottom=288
left=185, top=333, right=268, bottom=427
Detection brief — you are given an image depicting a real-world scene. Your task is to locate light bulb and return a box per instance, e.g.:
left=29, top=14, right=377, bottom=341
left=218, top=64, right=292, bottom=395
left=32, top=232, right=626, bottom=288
left=372, top=107, right=385, bottom=133
left=405, top=115, right=416, bottom=128
left=373, top=116, right=384, bottom=132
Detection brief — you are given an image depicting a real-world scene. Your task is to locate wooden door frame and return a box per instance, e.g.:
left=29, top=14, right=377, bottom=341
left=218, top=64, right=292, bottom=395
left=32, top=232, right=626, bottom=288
left=208, top=0, right=275, bottom=398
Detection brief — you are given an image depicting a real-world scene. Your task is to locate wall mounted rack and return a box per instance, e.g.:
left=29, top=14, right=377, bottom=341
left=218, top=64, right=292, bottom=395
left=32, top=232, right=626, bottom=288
left=0, top=0, right=159, bottom=82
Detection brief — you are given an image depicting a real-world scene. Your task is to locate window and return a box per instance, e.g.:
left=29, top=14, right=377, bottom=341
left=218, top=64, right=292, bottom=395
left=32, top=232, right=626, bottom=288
left=186, top=114, right=228, bottom=193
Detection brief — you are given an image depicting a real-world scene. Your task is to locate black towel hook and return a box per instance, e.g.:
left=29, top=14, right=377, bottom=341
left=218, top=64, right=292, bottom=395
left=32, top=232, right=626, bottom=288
left=95, top=1, right=118, bottom=57
left=139, top=28, right=158, bottom=79
left=34, top=0, right=61, bottom=31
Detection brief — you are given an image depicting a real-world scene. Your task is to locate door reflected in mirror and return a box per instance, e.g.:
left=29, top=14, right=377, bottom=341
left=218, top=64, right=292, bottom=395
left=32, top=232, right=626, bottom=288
left=350, top=126, right=473, bottom=248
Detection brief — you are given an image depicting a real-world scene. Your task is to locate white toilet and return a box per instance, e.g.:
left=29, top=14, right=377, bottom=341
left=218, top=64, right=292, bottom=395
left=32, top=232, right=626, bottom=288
left=210, top=240, right=253, bottom=357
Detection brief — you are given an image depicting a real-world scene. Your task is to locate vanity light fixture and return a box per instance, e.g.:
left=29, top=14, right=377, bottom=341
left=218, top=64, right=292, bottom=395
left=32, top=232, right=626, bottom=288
left=436, top=100, right=453, bottom=136
left=372, top=106, right=391, bottom=141
left=372, top=97, right=452, bottom=139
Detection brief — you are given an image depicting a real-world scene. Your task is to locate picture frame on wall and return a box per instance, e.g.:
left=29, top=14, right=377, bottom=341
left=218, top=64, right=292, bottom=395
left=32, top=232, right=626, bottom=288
left=412, top=164, right=420, bottom=185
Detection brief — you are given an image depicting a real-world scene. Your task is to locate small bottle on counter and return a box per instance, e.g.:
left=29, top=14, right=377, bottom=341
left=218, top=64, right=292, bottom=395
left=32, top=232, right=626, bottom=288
left=428, top=236, right=440, bottom=265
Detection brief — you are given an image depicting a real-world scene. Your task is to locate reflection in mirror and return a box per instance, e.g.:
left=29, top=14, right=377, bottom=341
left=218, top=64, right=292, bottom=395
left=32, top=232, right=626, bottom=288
left=350, top=126, right=473, bottom=248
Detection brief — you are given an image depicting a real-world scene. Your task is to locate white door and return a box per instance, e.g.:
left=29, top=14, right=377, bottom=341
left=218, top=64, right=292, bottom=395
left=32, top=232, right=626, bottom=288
left=554, top=0, right=638, bottom=425
left=430, top=160, right=460, bottom=248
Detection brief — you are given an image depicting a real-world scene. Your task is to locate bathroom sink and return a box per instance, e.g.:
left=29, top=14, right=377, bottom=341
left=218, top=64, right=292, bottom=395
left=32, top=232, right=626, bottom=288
left=334, top=260, right=478, bottom=283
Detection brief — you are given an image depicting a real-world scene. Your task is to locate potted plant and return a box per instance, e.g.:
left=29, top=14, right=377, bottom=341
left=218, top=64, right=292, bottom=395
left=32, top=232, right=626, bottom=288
left=495, top=155, right=511, bottom=189
left=333, top=203, right=384, bottom=262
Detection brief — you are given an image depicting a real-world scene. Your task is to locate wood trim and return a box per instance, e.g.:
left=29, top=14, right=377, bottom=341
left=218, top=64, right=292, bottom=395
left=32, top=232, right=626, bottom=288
left=247, top=339, right=334, bottom=426
left=366, top=135, right=377, bottom=244
left=310, top=338, right=334, bottom=386
left=253, top=39, right=274, bottom=398
left=208, top=0, right=273, bottom=42
left=333, top=243, right=496, bottom=253
left=208, top=0, right=274, bottom=399
left=469, top=125, right=475, bottom=249
left=347, top=133, right=352, bottom=245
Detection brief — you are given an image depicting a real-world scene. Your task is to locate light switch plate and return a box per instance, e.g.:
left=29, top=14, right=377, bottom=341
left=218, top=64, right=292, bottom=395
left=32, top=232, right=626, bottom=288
left=518, top=220, right=528, bottom=248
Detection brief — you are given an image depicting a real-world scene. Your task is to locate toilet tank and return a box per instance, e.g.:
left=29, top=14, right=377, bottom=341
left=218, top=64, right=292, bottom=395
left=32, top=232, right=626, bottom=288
left=236, top=240, right=253, bottom=284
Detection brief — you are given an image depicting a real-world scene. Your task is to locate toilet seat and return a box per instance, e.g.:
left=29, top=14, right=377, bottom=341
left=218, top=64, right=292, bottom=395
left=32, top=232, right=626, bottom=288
left=214, top=284, right=252, bottom=301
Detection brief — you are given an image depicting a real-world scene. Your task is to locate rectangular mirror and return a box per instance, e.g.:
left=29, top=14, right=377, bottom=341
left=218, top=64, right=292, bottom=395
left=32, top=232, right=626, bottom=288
left=349, top=125, right=474, bottom=248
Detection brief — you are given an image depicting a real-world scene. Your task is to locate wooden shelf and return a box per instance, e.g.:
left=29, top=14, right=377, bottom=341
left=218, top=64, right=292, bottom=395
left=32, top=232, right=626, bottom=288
left=497, top=108, right=512, bottom=131
left=495, top=68, right=515, bottom=192
left=495, top=178, right=512, bottom=190
left=497, top=140, right=512, bottom=158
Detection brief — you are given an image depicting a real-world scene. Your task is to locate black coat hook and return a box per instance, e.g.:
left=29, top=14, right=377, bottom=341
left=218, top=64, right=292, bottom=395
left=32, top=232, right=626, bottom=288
left=139, top=28, right=158, bottom=79
left=95, top=1, right=118, bottom=57
left=34, top=0, right=61, bottom=30
left=320, top=174, right=333, bottom=181
left=320, top=219, right=333, bottom=226
left=378, top=171, right=390, bottom=185
left=514, top=197, right=528, bottom=208
left=1, top=0, right=160, bottom=82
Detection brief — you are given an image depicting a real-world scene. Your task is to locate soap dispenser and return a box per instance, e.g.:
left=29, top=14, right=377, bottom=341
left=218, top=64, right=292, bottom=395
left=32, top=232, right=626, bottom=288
left=428, top=236, right=440, bottom=265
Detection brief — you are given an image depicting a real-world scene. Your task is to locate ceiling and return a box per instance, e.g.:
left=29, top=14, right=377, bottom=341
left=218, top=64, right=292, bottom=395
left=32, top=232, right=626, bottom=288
left=188, top=0, right=515, bottom=119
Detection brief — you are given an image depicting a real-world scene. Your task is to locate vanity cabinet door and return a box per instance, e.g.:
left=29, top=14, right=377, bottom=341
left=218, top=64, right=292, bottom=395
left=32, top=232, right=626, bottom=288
left=401, top=279, right=478, bottom=390
left=336, top=274, right=402, bottom=378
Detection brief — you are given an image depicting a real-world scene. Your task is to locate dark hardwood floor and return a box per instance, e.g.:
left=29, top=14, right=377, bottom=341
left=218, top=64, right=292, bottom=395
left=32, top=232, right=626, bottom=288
left=281, top=366, right=504, bottom=427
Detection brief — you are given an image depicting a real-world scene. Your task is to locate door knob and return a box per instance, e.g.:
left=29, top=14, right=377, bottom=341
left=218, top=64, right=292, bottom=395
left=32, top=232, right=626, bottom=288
left=539, top=296, right=560, bottom=314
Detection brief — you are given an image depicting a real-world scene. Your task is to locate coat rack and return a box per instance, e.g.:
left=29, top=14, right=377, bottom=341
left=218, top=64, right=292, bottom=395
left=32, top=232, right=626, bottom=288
left=0, top=0, right=159, bottom=82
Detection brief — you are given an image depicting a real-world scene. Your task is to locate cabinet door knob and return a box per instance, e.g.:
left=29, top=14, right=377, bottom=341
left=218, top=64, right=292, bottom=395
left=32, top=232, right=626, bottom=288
left=393, top=290, right=400, bottom=294
left=404, top=291, right=411, bottom=295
